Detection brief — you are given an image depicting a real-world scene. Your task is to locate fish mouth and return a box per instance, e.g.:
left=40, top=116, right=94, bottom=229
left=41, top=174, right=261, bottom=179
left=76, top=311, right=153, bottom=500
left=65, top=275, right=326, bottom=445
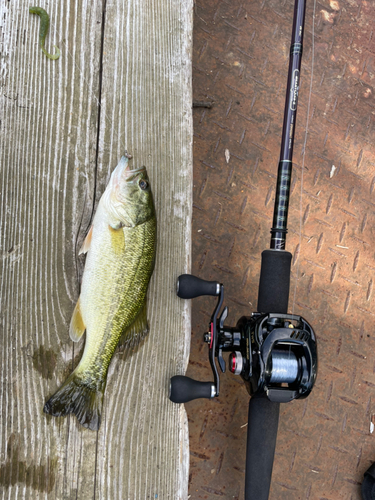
left=121, top=156, right=146, bottom=174
left=124, top=165, right=146, bottom=177
left=112, top=156, right=147, bottom=185
left=123, top=164, right=147, bottom=183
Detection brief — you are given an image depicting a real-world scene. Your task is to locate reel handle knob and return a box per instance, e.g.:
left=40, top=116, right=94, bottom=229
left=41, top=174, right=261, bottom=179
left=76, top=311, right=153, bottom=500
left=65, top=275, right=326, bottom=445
left=169, top=375, right=215, bottom=403
left=177, top=274, right=220, bottom=299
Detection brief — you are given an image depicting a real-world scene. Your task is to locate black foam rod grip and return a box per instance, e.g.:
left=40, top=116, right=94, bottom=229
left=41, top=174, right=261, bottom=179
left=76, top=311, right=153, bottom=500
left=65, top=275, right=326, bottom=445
left=257, top=249, right=292, bottom=314
left=245, top=395, right=280, bottom=500
left=169, top=376, right=214, bottom=403
left=177, top=274, right=219, bottom=299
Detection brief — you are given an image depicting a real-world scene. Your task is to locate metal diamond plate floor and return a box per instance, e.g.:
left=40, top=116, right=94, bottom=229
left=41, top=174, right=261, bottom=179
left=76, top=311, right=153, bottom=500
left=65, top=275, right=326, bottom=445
left=186, top=0, right=375, bottom=498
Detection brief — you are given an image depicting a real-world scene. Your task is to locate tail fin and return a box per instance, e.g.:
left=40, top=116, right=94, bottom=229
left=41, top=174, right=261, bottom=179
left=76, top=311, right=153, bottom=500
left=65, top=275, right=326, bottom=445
left=43, top=373, right=104, bottom=431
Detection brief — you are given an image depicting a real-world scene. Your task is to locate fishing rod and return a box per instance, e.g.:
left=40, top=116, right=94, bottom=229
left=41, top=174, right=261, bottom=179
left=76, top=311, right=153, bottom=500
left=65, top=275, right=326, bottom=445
left=170, top=0, right=317, bottom=498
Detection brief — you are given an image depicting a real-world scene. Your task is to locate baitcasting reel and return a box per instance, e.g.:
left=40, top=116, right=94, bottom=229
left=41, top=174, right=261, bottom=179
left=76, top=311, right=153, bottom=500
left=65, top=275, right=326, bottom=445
left=170, top=274, right=317, bottom=405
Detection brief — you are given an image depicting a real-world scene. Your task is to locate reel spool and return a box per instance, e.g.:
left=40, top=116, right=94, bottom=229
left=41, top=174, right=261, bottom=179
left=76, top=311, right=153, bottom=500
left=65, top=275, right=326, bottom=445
left=269, top=349, right=298, bottom=384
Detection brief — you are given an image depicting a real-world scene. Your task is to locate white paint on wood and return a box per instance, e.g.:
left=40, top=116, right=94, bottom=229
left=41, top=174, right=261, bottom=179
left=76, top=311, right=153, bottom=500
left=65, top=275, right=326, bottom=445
left=0, top=0, right=192, bottom=498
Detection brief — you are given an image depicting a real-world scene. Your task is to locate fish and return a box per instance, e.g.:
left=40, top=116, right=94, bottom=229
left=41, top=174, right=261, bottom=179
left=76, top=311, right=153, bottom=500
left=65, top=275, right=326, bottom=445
left=44, top=155, right=157, bottom=430
left=29, top=7, right=60, bottom=60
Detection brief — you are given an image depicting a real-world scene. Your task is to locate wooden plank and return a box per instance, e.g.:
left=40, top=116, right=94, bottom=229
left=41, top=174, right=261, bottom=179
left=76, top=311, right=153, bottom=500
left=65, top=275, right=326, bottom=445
left=0, top=0, right=192, bottom=498
left=95, top=0, right=193, bottom=498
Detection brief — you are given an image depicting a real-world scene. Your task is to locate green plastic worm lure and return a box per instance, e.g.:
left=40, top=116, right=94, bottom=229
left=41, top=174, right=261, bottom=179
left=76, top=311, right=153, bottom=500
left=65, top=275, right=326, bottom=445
left=29, top=7, right=60, bottom=60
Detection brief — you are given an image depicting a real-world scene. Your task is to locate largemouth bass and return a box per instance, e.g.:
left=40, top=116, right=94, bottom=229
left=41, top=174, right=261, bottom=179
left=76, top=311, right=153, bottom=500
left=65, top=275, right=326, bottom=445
left=44, top=155, right=157, bottom=430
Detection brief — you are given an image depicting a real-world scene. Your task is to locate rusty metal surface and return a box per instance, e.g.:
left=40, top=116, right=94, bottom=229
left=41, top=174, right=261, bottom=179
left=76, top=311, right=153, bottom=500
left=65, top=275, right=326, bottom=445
left=187, top=0, right=375, bottom=498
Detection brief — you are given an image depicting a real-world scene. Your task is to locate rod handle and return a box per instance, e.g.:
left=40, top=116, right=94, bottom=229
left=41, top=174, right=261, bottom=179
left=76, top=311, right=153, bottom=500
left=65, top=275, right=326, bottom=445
left=177, top=274, right=220, bottom=299
left=257, top=250, right=292, bottom=313
left=245, top=395, right=280, bottom=500
left=169, top=376, right=215, bottom=403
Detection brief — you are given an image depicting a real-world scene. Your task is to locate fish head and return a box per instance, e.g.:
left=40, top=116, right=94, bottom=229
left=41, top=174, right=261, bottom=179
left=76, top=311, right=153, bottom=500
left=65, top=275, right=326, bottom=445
left=104, top=156, right=155, bottom=228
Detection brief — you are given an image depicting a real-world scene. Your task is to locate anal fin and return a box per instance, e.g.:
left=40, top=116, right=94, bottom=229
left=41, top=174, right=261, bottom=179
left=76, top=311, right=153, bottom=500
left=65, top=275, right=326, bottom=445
left=118, top=300, right=149, bottom=349
left=69, top=298, right=86, bottom=342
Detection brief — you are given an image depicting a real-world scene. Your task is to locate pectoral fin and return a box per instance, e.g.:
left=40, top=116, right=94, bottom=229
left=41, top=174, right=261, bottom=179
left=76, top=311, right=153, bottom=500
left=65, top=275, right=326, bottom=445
left=118, top=300, right=149, bottom=349
left=69, top=298, right=86, bottom=342
left=79, top=225, right=93, bottom=255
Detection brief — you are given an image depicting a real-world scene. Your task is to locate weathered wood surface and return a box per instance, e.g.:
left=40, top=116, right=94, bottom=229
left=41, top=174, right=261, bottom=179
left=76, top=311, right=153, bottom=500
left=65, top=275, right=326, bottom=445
left=0, top=1, right=192, bottom=498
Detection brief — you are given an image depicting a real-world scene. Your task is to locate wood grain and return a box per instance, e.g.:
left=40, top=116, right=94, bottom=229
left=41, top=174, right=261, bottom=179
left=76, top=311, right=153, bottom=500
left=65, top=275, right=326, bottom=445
left=0, top=0, right=192, bottom=498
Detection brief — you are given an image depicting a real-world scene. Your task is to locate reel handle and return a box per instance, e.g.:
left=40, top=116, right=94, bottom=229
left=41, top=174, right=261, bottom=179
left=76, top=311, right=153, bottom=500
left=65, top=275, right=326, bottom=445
left=177, top=274, right=220, bottom=299
left=169, top=375, right=215, bottom=403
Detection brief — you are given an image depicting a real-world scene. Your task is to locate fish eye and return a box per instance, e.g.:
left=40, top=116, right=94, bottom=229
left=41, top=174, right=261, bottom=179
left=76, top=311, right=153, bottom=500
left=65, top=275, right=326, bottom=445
left=139, top=179, right=149, bottom=190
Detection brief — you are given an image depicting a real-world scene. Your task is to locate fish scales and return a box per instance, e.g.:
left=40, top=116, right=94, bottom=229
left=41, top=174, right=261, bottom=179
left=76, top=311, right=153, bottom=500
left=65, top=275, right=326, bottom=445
left=44, top=156, right=156, bottom=430
left=79, top=219, right=156, bottom=383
